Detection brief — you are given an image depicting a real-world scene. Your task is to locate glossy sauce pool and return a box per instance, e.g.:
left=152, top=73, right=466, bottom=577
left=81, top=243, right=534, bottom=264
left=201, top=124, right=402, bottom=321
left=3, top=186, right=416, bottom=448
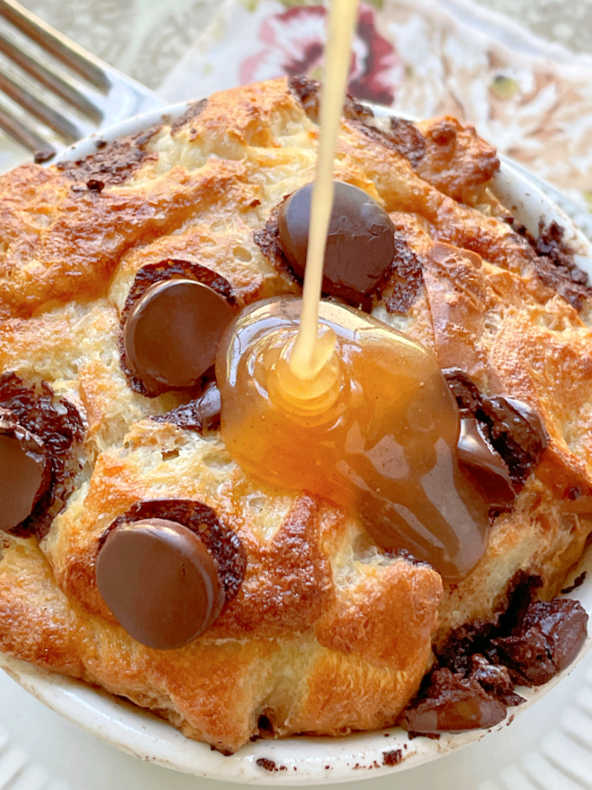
left=217, top=298, right=489, bottom=582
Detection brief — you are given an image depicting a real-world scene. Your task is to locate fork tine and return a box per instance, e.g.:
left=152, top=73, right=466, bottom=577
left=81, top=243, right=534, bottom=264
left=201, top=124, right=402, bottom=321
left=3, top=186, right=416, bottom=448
left=0, top=33, right=101, bottom=120
left=0, top=101, right=54, bottom=160
left=0, top=70, right=87, bottom=141
left=0, top=0, right=109, bottom=91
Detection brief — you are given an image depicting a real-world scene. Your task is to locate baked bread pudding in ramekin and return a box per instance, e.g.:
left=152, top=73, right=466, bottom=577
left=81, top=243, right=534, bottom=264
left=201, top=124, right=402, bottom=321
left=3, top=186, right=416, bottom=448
left=0, top=77, right=589, bottom=754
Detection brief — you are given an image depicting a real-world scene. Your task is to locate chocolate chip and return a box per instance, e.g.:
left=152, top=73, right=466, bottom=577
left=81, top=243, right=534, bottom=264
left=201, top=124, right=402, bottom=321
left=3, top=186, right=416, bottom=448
left=457, top=414, right=515, bottom=509
left=123, top=278, right=234, bottom=394
left=277, top=181, right=395, bottom=306
left=103, top=499, right=246, bottom=603
left=120, top=259, right=235, bottom=397
left=97, top=517, right=224, bottom=649
left=0, top=373, right=84, bottom=539
left=399, top=668, right=507, bottom=733
left=0, top=413, right=50, bottom=533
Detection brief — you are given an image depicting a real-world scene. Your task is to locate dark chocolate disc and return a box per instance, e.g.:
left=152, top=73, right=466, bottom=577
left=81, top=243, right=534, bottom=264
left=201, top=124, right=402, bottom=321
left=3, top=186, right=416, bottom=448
left=457, top=415, right=515, bottom=509
left=0, top=417, right=50, bottom=533
left=277, top=181, right=395, bottom=305
left=96, top=517, right=225, bottom=649
left=123, top=278, right=234, bottom=391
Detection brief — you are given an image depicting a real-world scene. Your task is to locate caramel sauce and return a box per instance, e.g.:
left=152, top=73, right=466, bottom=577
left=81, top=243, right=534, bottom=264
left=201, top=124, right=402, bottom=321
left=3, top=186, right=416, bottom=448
left=217, top=298, right=489, bottom=582
left=216, top=0, right=489, bottom=581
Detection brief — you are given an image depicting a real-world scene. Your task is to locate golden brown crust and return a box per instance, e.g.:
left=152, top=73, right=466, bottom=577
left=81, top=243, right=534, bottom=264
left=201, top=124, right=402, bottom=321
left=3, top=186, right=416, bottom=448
left=0, top=77, right=590, bottom=752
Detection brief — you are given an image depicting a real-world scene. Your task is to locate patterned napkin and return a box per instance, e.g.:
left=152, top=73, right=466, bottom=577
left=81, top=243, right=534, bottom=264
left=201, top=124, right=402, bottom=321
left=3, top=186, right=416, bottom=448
left=159, top=0, right=592, bottom=215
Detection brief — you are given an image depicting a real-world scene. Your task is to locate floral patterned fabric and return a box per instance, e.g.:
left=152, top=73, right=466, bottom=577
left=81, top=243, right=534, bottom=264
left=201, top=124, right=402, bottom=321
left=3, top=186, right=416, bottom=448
left=159, top=0, right=592, bottom=216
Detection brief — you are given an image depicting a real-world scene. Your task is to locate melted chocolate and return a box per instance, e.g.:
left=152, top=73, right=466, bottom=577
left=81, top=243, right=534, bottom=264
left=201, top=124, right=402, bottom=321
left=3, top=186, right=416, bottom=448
left=493, top=599, right=589, bottom=686
left=57, top=125, right=160, bottom=186
left=101, top=499, right=246, bottom=602
left=0, top=374, right=84, bottom=539
left=119, top=259, right=236, bottom=397
left=400, top=573, right=587, bottom=734
left=399, top=668, right=507, bottom=733
left=0, top=412, right=50, bottom=533
left=384, top=235, right=425, bottom=315
left=468, top=654, right=523, bottom=706
left=507, top=219, right=592, bottom=311
left=152, top=381, right=221, bottom=433
left=480, top=396, right=548, bottom=486
left=444, top=369, right=548, bottom=489
left=388, top=117, right=427, bottom=167
left=457, top=414, right=515, bottom=509
left=97, top=517, right=224, bottom=649
left=277, top=181, right=395, bottom=307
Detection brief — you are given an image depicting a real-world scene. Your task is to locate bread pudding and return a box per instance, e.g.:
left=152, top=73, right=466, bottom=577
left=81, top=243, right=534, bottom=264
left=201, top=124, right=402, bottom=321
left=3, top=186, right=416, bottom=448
left=0, top=77, right=589, bottom=753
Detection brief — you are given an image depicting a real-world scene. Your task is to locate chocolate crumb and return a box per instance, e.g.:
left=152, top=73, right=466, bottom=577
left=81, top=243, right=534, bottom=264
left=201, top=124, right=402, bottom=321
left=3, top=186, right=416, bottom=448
left=561, top=571, right=587, bottom=595
left=34, top=147, right=55, bottom=164
left=86, top=178, right=104, bottom=192
left=399, top=668, right=507, bottom=733
left=256, top=758, right=277, bottom=772
left=408, top=731, right=441, bottom=740
left=382, top=749, right=403, bottom=766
